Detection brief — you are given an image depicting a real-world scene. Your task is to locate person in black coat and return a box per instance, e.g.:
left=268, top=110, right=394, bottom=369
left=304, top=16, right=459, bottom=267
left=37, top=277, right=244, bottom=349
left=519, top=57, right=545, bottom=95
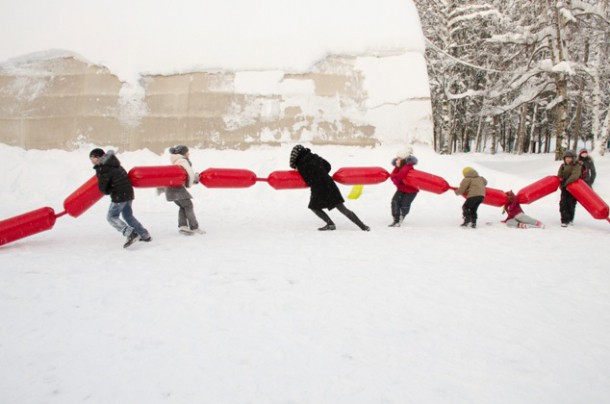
left=289, top=145, right=370, bottom=231
left=90, top=148, right=151, bottom=246
left=578, top=148, right=596, bottom=186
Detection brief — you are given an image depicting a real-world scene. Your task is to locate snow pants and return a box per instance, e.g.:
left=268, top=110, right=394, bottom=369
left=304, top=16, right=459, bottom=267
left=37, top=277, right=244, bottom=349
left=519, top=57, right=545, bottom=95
left=391, top=191, right=417, bottom=222
left=175, top=199, right=199, bottom=230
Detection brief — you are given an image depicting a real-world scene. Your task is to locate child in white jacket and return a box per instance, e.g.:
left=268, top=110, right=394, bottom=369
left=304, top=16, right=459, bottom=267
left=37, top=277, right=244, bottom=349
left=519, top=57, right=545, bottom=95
left=166, top=145, right=204, bottom=235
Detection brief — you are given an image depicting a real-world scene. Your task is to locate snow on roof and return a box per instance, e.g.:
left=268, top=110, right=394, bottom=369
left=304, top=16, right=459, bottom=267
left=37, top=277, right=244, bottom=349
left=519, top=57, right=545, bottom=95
left=0, top=0, right=424, bottom=83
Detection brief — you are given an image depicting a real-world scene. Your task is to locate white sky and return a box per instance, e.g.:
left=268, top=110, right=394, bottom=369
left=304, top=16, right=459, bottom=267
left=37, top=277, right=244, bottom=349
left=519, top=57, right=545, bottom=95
left=0, top=0, right=424, bottom=82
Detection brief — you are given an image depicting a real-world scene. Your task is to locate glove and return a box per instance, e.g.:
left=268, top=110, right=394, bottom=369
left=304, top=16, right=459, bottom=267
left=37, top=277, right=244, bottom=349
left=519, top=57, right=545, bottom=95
left=391, top=158, right=398, bottom=167
left=560, top=179, right=567, bottom=188
left=193, top=172, right=200, bottom=184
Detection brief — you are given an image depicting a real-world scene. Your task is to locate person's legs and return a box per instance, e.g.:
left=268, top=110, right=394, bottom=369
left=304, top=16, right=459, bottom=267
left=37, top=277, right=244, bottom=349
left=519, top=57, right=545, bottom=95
left=505, top=218, right=520, bottom=228
left=121, top=200, right=150, bottom=239
left=310, top=208, right=335, bottom=230
left=336, top=203, right=369, bottom=231
left=463, top=196, right=484, bottom=227
left=107, top=202, right=131, bottom=235
left=399, top=193, right=417, bottom=221
left=390, top=191, right=402, bottom=223
left=559, top=188, right=576, bottom=225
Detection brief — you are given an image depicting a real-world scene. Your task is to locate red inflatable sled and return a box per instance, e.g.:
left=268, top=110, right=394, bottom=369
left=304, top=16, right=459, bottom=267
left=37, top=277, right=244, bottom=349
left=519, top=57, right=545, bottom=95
left=0, top=207, right=57, bottom=246
left=63, top=175, right=104, bottom=218
left=266, top=170, right=308, bottom=190
left=199, top=168, right=257, bottom=188
left=332, top=167, right=390, bottom=185
left=567, top=179, right=610, bottom=220
left=517, top=176, right=561, bottom=204
left=129, top=166, right=187, bottom=188
left=404, top=169, right=451, bottom=194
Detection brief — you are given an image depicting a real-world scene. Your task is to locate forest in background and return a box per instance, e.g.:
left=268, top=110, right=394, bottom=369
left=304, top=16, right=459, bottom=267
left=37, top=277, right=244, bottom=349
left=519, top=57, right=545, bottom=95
left=413, top=0, right=610, bottom=158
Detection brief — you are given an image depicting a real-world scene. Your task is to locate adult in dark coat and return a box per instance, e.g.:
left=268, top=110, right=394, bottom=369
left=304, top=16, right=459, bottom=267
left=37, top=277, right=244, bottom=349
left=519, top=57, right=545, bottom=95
left=578, top=148, right=596, bottom=186
left=90, top=148, right=151, bottom=246
left=290, top=145, right=369, bottom=231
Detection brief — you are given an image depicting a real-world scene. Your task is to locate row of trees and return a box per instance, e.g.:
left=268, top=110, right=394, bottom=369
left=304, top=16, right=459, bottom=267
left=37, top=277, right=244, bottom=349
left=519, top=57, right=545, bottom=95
left=413, top=0, right=610, bottom=158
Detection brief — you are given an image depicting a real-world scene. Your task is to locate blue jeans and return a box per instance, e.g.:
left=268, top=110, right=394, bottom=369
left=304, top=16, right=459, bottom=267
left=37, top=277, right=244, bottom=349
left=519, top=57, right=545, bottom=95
left=107, top=200, right=150, bottom=239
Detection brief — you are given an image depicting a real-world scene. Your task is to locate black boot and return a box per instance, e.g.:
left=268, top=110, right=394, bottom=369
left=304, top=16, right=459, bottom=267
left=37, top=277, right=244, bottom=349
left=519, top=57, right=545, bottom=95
left=470, top=221, right=477, bottom=229
left=318, top=223, right=336, bottom=231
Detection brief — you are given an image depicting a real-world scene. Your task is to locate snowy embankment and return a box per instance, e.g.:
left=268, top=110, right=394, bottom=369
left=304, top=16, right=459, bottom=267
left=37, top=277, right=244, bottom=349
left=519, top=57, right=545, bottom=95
left=1, top=143, right=609, bottom=404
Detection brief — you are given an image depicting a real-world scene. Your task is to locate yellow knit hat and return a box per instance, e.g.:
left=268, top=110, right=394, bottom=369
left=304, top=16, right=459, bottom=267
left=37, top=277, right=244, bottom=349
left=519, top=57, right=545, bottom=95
left=462, top=167, right=472, bottom=176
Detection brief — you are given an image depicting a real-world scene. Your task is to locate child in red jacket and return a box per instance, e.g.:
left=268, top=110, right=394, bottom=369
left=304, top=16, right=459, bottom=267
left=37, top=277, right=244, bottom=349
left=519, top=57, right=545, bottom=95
left=502, top=191, right=544, bottom=229
left=389, top=147, right=419, bottom=227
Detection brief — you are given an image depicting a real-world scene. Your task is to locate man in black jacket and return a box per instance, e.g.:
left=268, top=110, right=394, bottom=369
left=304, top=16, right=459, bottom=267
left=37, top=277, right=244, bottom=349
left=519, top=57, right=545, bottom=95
left=90, top=148, right=151, bottom=247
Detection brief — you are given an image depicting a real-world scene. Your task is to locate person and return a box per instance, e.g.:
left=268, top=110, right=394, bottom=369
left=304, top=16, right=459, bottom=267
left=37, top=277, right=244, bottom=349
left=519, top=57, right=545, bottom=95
left=289, top=145, right=370, bottom=231
left=90, top=148, right=151, bottom=248
left=455, top=166, right=487, bottom=228
left=502, top=191, right=544, bottom=229
left=578, top=148, right=596, bottom=186
left=388, top=146, right=419, bottom=227
left=165, top=145, right=204, bottom=235
left=557, top=150, right=582, bottom=227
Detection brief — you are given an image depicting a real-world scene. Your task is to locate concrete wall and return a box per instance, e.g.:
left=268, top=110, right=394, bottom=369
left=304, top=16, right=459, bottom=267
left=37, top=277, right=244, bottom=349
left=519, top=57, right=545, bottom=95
left=0, top=54, right=430, bottom=153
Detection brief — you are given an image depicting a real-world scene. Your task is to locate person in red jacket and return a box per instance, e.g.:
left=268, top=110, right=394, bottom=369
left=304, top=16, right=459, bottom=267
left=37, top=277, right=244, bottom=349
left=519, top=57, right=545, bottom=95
left=388, top=147, right=419, bottom=227
left=502, top=191, right=544, bottom=229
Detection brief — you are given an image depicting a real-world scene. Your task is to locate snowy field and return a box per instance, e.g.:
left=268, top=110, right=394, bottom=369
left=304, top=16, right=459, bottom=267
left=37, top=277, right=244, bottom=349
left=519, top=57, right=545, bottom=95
left=1, top=143, right=609, bottom=403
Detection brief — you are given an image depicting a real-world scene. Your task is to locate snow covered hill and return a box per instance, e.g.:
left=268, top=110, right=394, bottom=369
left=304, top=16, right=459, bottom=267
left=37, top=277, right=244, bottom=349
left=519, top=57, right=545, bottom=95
left=1, top=144, right=609, bottom=403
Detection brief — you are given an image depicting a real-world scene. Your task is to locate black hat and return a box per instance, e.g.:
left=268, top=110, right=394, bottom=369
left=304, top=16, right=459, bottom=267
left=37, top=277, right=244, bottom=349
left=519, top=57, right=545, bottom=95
left=89, top=148, right=105, bottom=158
left=289, top=145, right=305, bottom=169
left=170, top=145, right=189, bottom=155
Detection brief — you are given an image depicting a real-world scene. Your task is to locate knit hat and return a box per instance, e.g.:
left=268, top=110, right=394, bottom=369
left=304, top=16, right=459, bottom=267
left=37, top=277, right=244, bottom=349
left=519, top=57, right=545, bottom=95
left=396, top=146, right=413, bottom=159
left=89, top=148, right=105, bottom=158
left=290, top=145, right=305, bottom=169
left=563, top=150, right=576, bottom=159
left=169, top=145, right=189, bottom=155
left=578, top=148, right=588, bottom=155
left=462, top=166, right=472, bottom=176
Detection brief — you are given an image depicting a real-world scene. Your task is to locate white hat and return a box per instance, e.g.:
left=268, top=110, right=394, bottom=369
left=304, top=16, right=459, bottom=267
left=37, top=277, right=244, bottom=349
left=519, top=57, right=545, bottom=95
left=396, top=146, right=413, bottom=159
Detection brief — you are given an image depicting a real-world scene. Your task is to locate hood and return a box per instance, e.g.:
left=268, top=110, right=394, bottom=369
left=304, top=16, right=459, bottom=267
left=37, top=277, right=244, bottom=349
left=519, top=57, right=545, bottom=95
left=464, top=167, right=479, bottom=178
left=99, top=150, right=120, bottom=167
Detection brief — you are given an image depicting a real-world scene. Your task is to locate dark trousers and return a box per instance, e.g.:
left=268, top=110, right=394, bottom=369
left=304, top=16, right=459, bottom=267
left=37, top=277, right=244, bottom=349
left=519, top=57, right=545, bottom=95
left=462, top=196, right=484, bottom=224
left=175, top=199, right=199, bottom=230
left=311, top=203, right=368, bottom=230
left=559, top=188, right=577, bottom=224
left=391, top=191, right=417, bottom=222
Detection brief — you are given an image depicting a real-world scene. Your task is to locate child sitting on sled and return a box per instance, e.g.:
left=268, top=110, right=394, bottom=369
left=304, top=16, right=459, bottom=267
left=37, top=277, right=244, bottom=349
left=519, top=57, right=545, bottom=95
left=502, top=191, right=544, bottom=229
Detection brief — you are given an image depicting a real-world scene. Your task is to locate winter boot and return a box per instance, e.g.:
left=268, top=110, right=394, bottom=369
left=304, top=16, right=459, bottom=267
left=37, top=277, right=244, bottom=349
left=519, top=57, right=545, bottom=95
left=460, top=220, right=470, bottom=227
left=123, top=232, right=140, bottom=248
left=179, top=226, right=194, bottom=235
left=536, top=221, right=545, bottom=229
left=388, top=219, right=401, bottom=227
left=470, top=221, right=477, bottom=229
left=318, top=223, right=336, bottom=231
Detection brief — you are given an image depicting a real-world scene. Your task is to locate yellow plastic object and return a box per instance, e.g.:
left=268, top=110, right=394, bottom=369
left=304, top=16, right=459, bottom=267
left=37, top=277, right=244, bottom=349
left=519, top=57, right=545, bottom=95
left=347, top=185, right=364, bottom=200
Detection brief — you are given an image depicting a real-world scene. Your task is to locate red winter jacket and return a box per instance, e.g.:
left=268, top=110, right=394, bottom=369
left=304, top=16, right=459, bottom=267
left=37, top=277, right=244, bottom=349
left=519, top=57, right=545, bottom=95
left=502, top=198, right=524, bottom=222
left=391, top=163, right=419, bottom=193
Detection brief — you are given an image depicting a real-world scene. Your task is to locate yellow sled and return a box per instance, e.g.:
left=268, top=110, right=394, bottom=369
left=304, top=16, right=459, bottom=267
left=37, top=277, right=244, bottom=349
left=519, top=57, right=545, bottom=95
left=347, top=185, right=364, bottom=200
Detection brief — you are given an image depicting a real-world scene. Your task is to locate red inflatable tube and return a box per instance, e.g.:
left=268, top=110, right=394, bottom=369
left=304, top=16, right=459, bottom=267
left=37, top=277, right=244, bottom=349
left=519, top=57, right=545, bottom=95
left=567, top=179, right=610, bottom=220
left=0, top=207, right=56, bottom=246
left=482, top=187, right=508, bottom=207
left=129, top=166, right=187, bottom=188
left=199, top=168, right=257, bottom=188
left=332, top=167, right=390, bottom=185
left=266, top=170, right=308, bottom=189
left=403, top=169, right=450, bottom=194
left=517, top=176, right=561, bottom=204
left=63, top=175, right=104, bottom=218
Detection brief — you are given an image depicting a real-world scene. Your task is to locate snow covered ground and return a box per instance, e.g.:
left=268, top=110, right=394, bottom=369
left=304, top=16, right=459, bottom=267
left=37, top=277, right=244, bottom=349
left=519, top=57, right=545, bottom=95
left=1, top=144, right=609, bottom=404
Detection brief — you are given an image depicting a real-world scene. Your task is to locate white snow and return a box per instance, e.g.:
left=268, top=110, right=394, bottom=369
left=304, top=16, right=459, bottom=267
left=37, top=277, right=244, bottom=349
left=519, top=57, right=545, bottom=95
left=0, top=0, right=424, bottom=83
left=1, top=144, right=609, bottom=403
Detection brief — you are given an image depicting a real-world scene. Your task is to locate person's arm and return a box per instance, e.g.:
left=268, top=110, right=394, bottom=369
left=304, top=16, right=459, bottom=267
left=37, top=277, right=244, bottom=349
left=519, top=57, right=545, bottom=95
left=565, top=164, right=582, bottom=185
left=96, top=168, right=111, bottom=195
left=455, top=178, right=469, bottom=195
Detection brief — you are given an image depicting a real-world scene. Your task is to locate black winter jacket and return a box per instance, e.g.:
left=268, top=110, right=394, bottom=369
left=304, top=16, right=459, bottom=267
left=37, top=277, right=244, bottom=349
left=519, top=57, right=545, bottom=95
left=94, top=151, right=135, bottom=203
left=293, top=148, right=344, bottom=210
left=579, top=156, right=596, bottom=186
